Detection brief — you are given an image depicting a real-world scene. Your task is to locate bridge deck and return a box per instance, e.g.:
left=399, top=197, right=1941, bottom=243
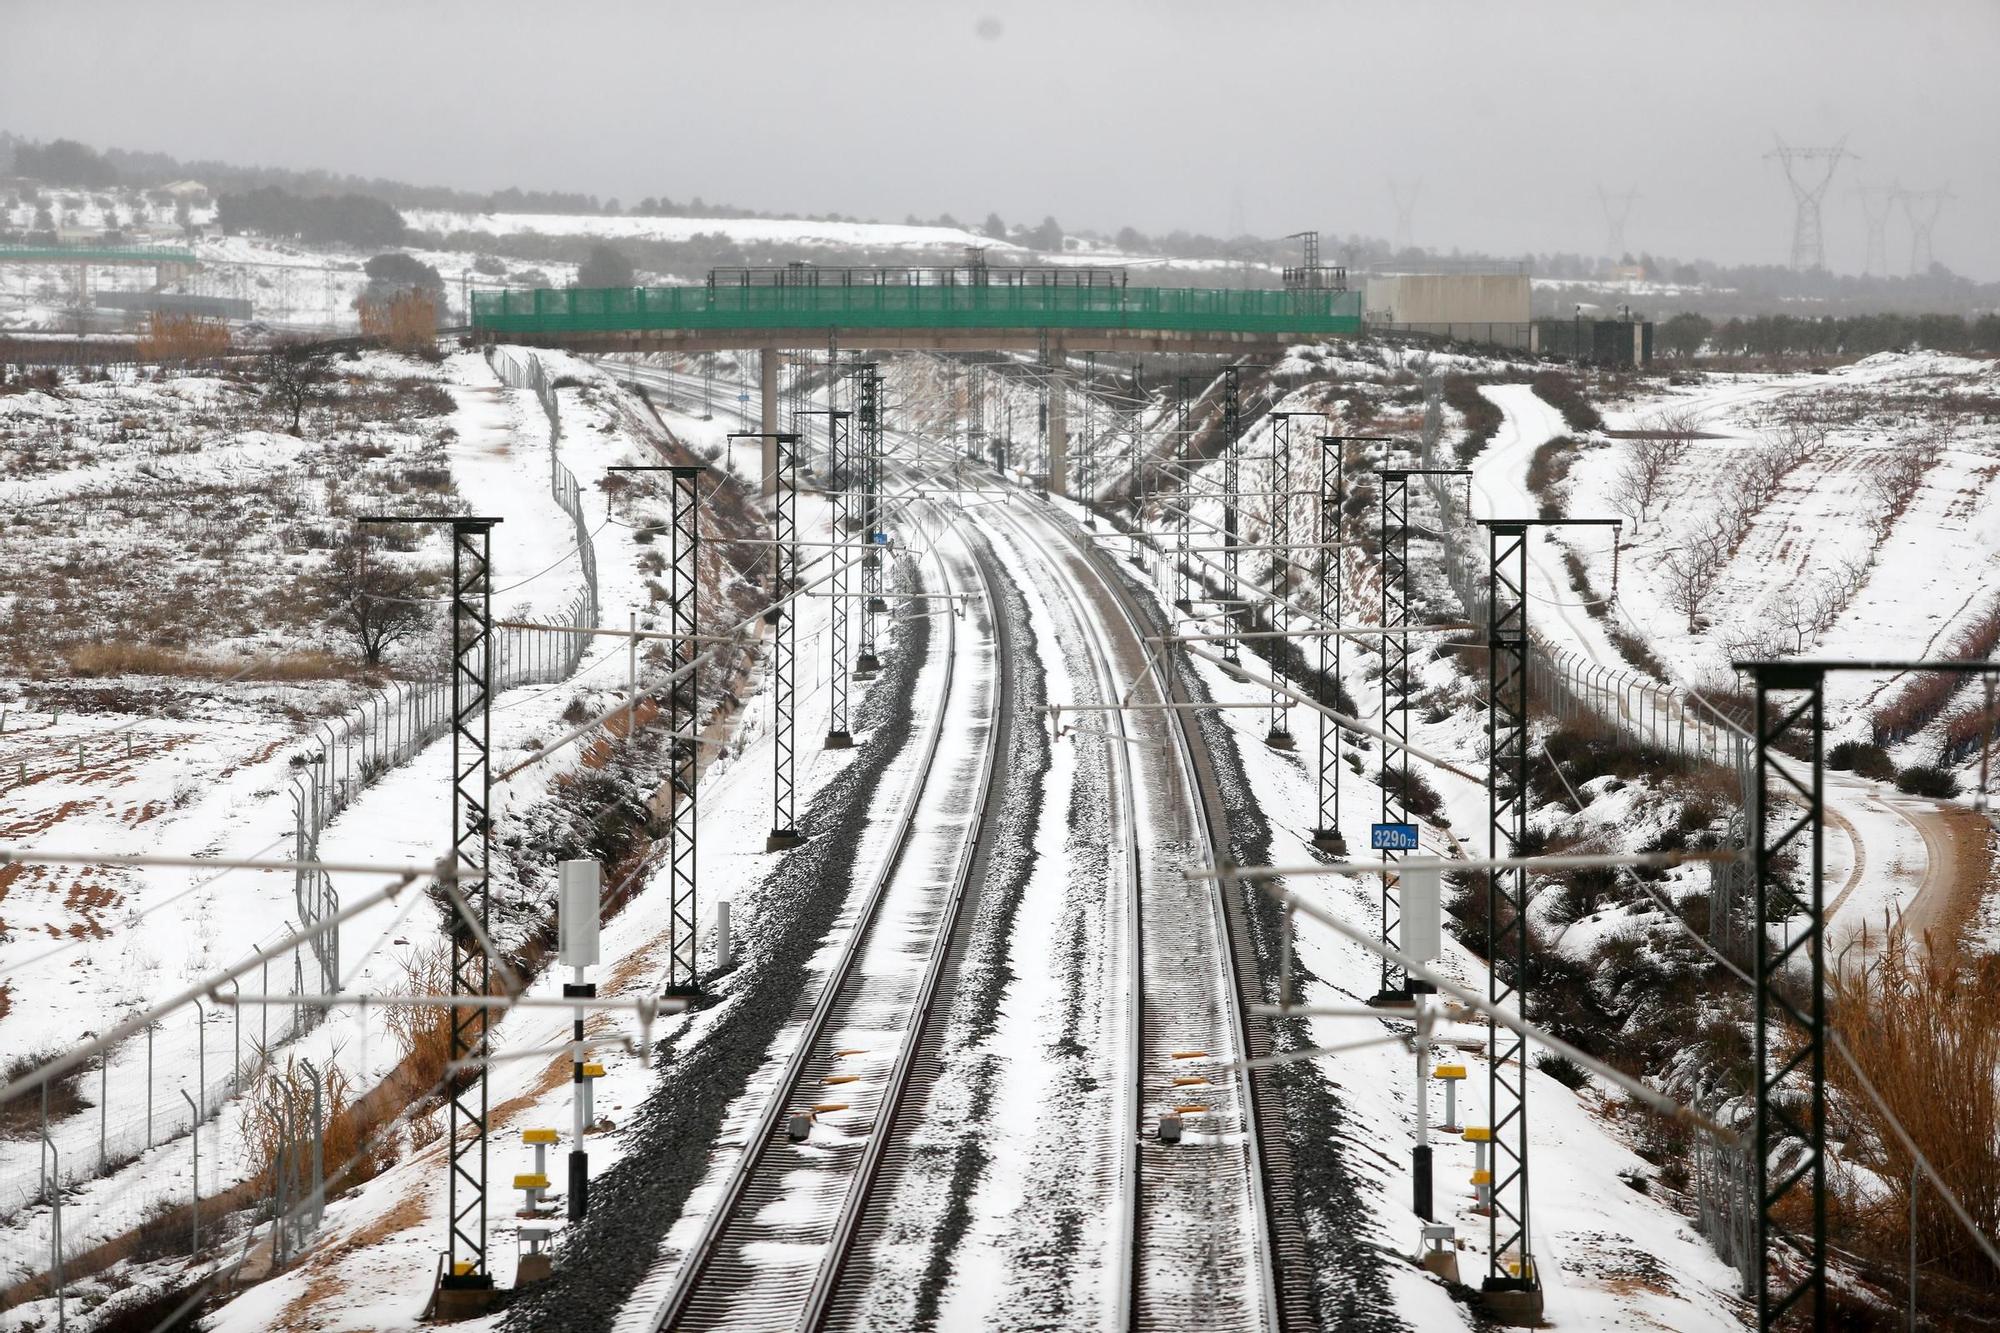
left=472, top=282, right=1361, bottom=350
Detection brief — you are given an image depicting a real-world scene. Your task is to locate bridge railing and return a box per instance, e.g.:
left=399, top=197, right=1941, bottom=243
left=472, top=282, right=1364, bottom=336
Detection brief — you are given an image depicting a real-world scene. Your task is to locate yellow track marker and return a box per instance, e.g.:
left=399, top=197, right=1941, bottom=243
left=1171, top=1075, right=1210, bottom=1087
left=823, top=1074, right=860, bottom=1085
left=811, top=1103, right=850, bottom=1114
left=1170, top=1050, right=1209, bottom=1060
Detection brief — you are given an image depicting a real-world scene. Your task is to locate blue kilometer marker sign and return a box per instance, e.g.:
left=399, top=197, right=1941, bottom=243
left=1370, top=823, right=1420, bottom=851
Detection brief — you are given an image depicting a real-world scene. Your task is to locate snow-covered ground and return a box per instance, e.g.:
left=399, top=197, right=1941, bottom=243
left=13, top=342, right=1995, bottom=1330
left=0, top=347, right=734, bottom=1297
left=404, top=209, right=1028, bottom=258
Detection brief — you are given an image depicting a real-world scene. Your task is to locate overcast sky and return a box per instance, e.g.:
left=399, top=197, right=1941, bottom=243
left=4, top=0, right=1996, bottom=277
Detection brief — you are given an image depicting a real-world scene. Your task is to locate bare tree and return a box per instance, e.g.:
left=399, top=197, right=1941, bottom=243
left=1661, top=540, right=1722, bottom=633
left=1609, top=420, right=1682, bottom=528
left=313, top=536, right=439, bottom=666
left=262, top=341, right=334, bottom=436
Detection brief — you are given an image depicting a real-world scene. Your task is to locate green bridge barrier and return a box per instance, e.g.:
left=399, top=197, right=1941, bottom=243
left=472, top=283, right=1363, bottom=338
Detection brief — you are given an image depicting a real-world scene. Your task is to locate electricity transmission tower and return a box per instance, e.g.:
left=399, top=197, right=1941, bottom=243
left=1900, top=185, right=1953, bottom=275
left=1596, top=185, right=1639, bottom=259
left=1387, top=178, right=1420, bottom=253
left=1854, top=183, right=1899, bottom=277
left=1765, top=136, right=1855, bottom=271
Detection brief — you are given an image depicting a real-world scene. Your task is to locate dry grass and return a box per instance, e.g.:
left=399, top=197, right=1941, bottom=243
left=357, top=292, right=440, bottom=357
left=238, top=1056, right=390, bottom=1198
left=382, top=942, right=457, bottom=1099
left=136, top=312, right=230, bottom=368
left=64, top=642, right=350, bottom=681
left=1829, top=928, right=2000, bottom=1295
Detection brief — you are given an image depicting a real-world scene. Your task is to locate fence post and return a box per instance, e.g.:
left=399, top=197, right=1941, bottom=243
left=146, top=1022, right=154, bottom=1150
left=40, top=1129, right=62, bottom=1333
left=192, top=998, right=206, bottom=1121
left=180, top=1089, right=198, bottom=1255
left=99, top=1057, right=106, bottom=1171
left=231, top=979, right=241, bottom=1092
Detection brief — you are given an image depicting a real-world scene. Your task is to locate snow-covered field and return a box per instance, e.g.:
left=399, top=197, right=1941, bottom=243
left=1562, top=353, right=2000, bottom=727
left=404, top=209, right=1028, bottom=258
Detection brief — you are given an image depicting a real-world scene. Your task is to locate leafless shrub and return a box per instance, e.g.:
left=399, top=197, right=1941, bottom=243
left=1873, top=602, right=2000, bottom=744
left=307, top=534, right=443, bottom=666
left=1865, top=441, right=1941, bottom=542
left=1609, top=423, right=1681, bottom=529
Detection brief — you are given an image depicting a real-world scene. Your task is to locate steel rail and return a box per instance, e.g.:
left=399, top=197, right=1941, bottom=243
left=648, top=499, right=995, bottom=1332
left=1008, top=488, right=1286, bottom=1331
left=800, top=500, right=1009, bottom=1328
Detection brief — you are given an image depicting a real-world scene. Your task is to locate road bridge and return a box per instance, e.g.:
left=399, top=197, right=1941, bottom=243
left=472, top=270, right=1363, bottom=495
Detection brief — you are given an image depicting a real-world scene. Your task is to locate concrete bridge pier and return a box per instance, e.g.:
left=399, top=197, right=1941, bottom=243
left=1047, top=370, right=1068, bottom=496
left=760, top=346, right=780, bottom=497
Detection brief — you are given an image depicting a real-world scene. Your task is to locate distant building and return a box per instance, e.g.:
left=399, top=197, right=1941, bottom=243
left=1363, top=265, right=1531, bottom=326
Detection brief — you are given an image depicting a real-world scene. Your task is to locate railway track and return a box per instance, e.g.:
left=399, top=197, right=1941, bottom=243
left=603, top=356, right=1301, bottom=1327
left=640, top=501, right=1007, bottom=1333
left=983, top=492, right=1290, bottom=1331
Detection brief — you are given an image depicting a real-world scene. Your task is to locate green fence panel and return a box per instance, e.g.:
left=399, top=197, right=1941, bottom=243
left=474, top=281, right=1361, bottom=337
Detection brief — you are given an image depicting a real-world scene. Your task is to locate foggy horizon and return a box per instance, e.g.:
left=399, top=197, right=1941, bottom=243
left=4, top=0, right=1997, bottom=280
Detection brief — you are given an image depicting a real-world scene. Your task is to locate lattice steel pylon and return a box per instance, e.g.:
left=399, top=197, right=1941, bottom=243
left=361, top=513, right=500, bottom=1301
left=1388, top=177, right=1421, bottom=253
left=1483, top=520, right=1537, bottom=1306
left=1476, top=515, right=1620, bottom=1319
left=854, top=363, right=884, bottom=676
left=1855, top=183, right=1899, bottom=278
left=1311, top=435, right=1347, bottom=853
left=1748, top=662, right=1826, bottom=1331
left=1901, top=185, right=1953, bottom=275
left=1266, top=412, right=1295, bottom=746
left=1378, top=466, right=1414, bottom=1002
left=666, top=465, right=705, bottom=994
left=1597, top=185, right=1639, bottom=259
left=824, top=407, right=854, bottom=749
left=1373, top=457, right=1461, bottom=1001
left=1173, top=374, right=1193, bottom=612
left=1078, top=350, right=1096, bottom=519
left=1766, top=136, right=1854, bottom=272
left=751, top=432, right=803, bottom=852
left=1220, top=365, right=1243, bottom=665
